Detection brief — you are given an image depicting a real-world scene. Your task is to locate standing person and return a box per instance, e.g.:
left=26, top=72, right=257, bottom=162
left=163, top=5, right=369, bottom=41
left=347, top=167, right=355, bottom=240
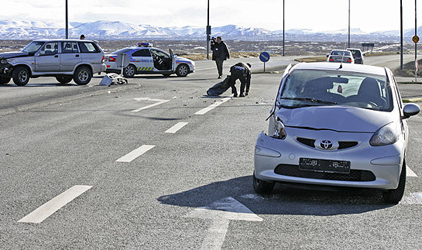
left=211, top=36, right=230, bottom=79
left=229, top=62, right=251, bottom=97
left=80, top=34, right=85, bottom=40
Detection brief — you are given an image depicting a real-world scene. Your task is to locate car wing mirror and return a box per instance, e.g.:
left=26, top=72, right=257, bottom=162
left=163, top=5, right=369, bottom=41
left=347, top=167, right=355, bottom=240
left=403, top=103, right=420, bottom=119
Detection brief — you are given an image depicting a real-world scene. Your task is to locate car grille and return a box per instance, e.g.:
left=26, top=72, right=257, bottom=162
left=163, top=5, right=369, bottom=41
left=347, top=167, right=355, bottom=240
left=296, top=137, right=358, bottom=150
left=274, top=164, right=376, bottom=182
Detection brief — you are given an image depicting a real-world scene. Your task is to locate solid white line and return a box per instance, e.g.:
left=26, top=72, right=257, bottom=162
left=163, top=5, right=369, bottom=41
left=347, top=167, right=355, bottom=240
left=165, top=122, right=188, bottom=133
left=116, top=145, right=156, bottom=163
left=407, top=166, right=418, bottom=177
left=131, top=98, right=170, bottom=113
left=18, top=185, right=92, bottom=224
left=195, top=97, right=231, bottom=115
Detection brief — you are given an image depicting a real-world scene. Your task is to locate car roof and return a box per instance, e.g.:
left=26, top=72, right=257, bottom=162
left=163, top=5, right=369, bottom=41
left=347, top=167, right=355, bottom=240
left=32, top=39, right=92, bottom=42
left=292, top=62, right=386, bottom=76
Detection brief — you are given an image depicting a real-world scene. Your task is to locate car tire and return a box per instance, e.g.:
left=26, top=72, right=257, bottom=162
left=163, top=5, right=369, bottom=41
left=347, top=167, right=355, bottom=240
left=0, top=76, right=11, bottom=85
left=123, top=65, right=136, bottom=78
left=176, top=64, right=189, bottom=77
left=253, top=172, right=275, bottom=194
left=12, top=66, right=30, bottom=86
left=73, top=66, right=92, bottom=85
left=382, top=161, right=406, bottom=204
left=56, top=75, right=73, bottom=84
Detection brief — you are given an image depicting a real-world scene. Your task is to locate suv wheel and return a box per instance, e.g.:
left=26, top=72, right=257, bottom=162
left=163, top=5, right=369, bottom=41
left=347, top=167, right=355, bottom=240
left=73, top=66, right=92, bottom=85
left=12, top=66, right=30, bottom=86
left=56, top=75, right=73, bottom=84
left=0, top=76, right=11, bottom=85
left=123, top=65, right=136, bottom=78
left=176, top=64, right=189, bottom=77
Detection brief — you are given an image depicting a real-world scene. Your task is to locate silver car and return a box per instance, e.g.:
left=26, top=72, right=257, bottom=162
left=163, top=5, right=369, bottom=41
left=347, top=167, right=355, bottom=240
left=253, top=62, right=420, bottom=204
left=327, top=49, right=354, bottom=63
left=0, top=39, right=106, bottom=86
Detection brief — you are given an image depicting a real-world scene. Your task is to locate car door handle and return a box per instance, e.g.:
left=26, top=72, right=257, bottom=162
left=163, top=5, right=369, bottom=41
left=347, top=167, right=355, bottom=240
left=54, top=55, right=59, bottom=58
left=75, top=55, right=79, bottom=57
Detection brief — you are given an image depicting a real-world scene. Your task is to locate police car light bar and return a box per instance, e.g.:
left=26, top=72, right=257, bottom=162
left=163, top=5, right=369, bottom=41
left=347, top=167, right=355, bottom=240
left=137, top=42, right=152, bottom=47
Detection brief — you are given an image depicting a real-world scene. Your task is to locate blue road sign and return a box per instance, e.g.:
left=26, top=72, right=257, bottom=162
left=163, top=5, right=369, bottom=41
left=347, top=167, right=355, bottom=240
left=259, top=52, right=270, bottom=62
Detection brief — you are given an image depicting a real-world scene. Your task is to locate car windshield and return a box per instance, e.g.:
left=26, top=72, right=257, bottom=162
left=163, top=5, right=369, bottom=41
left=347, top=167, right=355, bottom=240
left=331, top=50, right=351, bottom=56
left=277, top=69, right=392, bottom=111
left=21, top=41, right=44, bottom=54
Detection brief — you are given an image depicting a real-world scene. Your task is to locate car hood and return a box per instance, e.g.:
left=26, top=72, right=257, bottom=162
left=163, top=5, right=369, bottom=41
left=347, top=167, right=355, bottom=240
left=176, top=56, right=193, bottom=64
left=0, top=52, right=29, bottom=59
left=276, top=106, right=393, bottom=133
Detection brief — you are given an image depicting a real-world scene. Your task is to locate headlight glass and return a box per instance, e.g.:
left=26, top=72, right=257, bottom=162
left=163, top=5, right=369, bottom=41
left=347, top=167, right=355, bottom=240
left=370, top=122, right=400, bottom=146
left=272, top=118, right=287, bottom=139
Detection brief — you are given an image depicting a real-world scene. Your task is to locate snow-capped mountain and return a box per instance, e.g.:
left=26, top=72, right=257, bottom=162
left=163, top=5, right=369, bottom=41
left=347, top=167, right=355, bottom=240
left=0, top=20, right=410, bottom=42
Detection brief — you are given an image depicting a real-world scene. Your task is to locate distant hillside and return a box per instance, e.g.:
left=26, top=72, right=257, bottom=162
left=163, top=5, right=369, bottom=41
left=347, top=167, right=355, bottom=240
left=0, top=19, right=414, bottom=42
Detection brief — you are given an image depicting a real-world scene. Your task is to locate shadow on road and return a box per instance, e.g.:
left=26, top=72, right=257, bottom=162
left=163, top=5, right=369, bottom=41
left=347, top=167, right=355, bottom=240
left=158, top=175, right=392, bottom=216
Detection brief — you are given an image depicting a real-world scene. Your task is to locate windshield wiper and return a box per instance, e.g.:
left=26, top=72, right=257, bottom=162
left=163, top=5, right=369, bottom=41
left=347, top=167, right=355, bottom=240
left=280, top=97, right=337, bottom=105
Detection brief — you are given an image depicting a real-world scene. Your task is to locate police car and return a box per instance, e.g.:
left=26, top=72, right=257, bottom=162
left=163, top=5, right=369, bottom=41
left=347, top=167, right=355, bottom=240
left=105, top=43, right=195, bottom=77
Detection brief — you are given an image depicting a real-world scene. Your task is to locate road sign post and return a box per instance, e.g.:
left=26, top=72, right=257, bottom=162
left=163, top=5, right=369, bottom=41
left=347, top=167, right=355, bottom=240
left=259, top=52, right=270, bottom=72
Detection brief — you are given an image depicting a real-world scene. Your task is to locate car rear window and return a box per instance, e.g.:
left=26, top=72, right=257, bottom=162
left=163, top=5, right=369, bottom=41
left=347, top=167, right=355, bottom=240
left=78, top=42, right=100, bottom=53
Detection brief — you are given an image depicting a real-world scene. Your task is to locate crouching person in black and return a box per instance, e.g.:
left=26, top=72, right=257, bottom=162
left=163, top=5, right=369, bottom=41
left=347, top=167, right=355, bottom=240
left=230, top=62, right=251, bottom=97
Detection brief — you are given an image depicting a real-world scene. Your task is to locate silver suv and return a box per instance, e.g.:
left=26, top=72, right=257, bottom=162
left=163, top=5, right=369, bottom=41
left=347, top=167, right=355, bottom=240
left=0, top=39, right=106, bottom=86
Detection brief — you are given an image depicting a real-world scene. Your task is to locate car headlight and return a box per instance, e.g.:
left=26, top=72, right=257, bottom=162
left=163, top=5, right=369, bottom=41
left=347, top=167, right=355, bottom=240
left=369, top=122, right=400, bottom=146
left=272, top=118, right=287, bottom=139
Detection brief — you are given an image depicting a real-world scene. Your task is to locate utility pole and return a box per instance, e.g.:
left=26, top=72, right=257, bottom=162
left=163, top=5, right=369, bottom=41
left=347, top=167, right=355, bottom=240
left=283, top=0, right=285, bottom=56
left=348, top=0, right=351, bottom=48
left=206, top=0, right=211, bottom=60
left=400, top=0, right=404, bottom=70
left=65, top=0, right=69, bottom=39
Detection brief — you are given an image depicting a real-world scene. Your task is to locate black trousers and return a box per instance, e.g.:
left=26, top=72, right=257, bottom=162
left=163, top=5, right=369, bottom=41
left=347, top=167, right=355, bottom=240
left=215, top=59, right=224, bottom=76
left=230, top=71, right=247, bottom=94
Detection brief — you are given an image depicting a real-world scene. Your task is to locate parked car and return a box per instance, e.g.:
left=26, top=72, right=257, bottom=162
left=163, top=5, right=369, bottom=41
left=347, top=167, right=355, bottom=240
left=105, top=43, right=195, bottom=77
left=327, top=50, right=354, bottom=63
left=347, top=48, right=364, bottom=64
left=0, top=39, right=106, bottom=86
left=253, top=62, right=420, bottom=204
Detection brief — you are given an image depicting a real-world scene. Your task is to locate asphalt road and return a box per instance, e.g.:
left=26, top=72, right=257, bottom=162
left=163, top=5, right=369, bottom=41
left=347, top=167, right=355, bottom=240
left=1, top=56, right=422, bottom=249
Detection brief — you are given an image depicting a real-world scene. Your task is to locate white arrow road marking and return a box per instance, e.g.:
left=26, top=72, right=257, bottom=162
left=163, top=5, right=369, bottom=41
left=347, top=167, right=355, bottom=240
left=195, top=97, right=231, bottom=115
left=132, top=97, right=170, bottom=113
left=184, top=197, right=262, bottom=250
left=165, top=122, right=188, bottom=133
left=407, top=166, right=418, bottom=177
left=400, top=192, right=422, bottom=205
left=18, top=185, right=92, bottom=224
left=116, top=145, right=156, bottom=163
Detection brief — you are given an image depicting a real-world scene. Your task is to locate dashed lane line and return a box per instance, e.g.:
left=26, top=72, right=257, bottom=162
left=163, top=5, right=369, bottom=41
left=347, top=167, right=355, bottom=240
left=407, top=166, right=418, bottom=177
left=18, top=185, right=92, bottom=224
left=131, top=98, right=170, bottom=113
left=195, top=97, right=231, bottom=115
left=165, top=122, right=189, bottom=133
left=116, top=145, right=156, bottom=163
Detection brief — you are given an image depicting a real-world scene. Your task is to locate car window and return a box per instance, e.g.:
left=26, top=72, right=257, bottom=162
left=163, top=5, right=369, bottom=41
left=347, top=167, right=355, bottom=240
left=132, top=49, right=151, bottom=57
left=278, top=69, right=392, bottom=111
left=78, top=42, right=100, bottom=53
left=39, top=42, right=58, bottom=56
left=150, top=49, right=170, bottom=59
left=21, top=41, right=44, bottom=54
left=62, top=41, right=79, bottom=53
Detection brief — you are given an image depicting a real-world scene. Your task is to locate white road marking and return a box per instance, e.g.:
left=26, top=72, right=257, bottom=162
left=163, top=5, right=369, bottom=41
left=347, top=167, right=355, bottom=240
left=185, top=197, right=262, bottom=250
left=18, top=185, right=92, bottom=224
left=195, top=97, right=231, bottom=115
left=116, top=145, right=155, bottom=163
left=407, top=166, right=418, bottom=177
left=165, top=122, right=188, bottom=133
left=132, top=97, right=170, bottom=113
left=400, top=192, right=422, bottom=205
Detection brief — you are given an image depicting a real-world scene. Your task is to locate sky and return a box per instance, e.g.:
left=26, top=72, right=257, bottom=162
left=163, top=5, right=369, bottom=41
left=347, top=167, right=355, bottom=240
left=1, top=0, right=422, bottom=33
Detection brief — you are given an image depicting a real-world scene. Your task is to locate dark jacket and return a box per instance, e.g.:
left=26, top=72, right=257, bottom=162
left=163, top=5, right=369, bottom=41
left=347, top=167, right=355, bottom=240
left=230, top=62, right=251, bottom=92
left=211, top=41, right=230, bottom=61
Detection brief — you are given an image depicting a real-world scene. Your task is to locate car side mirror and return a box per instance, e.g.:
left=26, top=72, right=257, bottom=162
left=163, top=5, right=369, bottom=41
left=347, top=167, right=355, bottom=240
left=403, top=103, right=420, bottom=119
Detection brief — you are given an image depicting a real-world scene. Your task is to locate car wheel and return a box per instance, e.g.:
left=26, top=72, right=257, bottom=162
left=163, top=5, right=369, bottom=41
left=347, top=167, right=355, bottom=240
left=123, top=64, right=136, bottom=78
left=12, top=66, right=30, bottom=86
left=176, top=64, right=189, bottom=77
left=73, top=66, right=92, bottom=85
left=382, top=161, right=406, bottom=204
left=56, top=75, right=73, bottom=84
left=253, top=172, right=275, bottom=194
left=0, top=76, right=11, bottom=85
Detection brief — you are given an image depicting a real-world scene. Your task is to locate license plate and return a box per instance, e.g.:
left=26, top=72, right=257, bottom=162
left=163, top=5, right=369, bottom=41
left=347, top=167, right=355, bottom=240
left=299, top=158, right=350, bottom=174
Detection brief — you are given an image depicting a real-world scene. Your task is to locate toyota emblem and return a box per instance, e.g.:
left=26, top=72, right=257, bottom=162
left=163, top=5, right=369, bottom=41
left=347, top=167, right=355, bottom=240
left=320, top=140, right=333, bottom=150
